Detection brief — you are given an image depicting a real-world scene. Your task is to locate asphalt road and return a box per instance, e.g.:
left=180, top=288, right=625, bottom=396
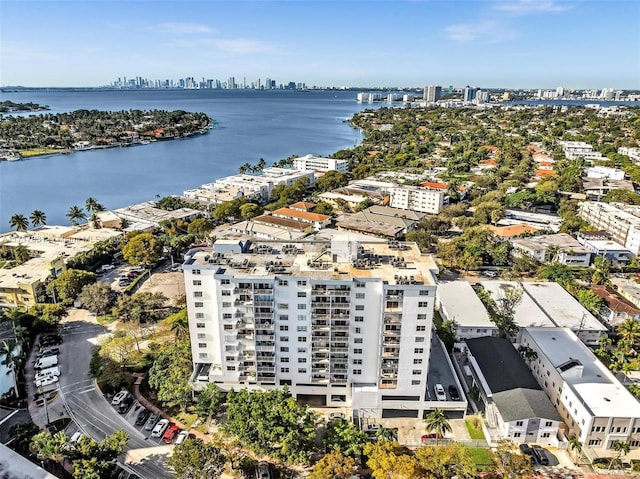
left=32, top=311, right=173, bottom=479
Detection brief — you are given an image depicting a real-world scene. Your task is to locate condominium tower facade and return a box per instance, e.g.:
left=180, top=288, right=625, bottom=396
left=183, top=238, right=439, bottom=417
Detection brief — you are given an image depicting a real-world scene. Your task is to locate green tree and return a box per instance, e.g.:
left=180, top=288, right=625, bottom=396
left=313, top=201, right=334, bottom=216
left=610, top=441, right=630, bottom=469
left=423, top=409, right=452, bottom=438
left=148, top=340, right=193, bottom=411
left=436, top=319, right=457, bottom=352
left=196, top=383, right=225, bottom=419
left=78, top=282, right=114, bottom=316
left=9, top=213, right=29, bottom=232
left=323, top=418, right=368, bottom=456
left=365, top=440, right=418, bottom=479
left=50, top=268, right=96, bottom=305
left=414, top=443, right=476, bottom=479
left=30, top=431, right=68, bottom=467
left=239, top=202, right=263, bottom=220
left=8, top=422, right=40, bottom=457
left=618, top=318, right=640, bottom=349
left=308, top=450, right=356, bottom=479
left=489, top=440, right=533, bottom=478
left=603, top=189, right=640, bottom=205
left=492, top=285, right=522, bottom=338
left=223, top=387, right=319, bottom=463
left=85, top=197, right=105, bottom=214
left=12, top=244, right=30, bottom=264
left=66, top=205, right=87, bottom=226
left=122, top=232, right=163, bottom=265
left=377, top=426, right=398, bottom=442
left=315, top=170, right=349, bottom=192
left=187, top=217, right=216, bottom=242
left=167, top=438, right=226, bottom=479
left=30, top=210, right=47, bottom=227
left=68, top=430, right=128, bottom=478
left=569, top=437, right=583, bottom=462
left=168, top=309, right=189, bottom=340
left=575, top=288, right=605, bottom=316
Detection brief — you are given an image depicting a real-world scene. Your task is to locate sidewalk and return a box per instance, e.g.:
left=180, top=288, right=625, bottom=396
left=131, top=373, right=210, bottom=443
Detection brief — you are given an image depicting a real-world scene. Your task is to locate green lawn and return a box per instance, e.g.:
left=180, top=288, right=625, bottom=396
left=468, top=447, right=492, bottom=468
left=465, top=419, right=486, bottom=440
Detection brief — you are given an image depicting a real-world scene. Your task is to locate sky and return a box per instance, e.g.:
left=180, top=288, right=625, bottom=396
left=1, top=0, right=639, bottom=89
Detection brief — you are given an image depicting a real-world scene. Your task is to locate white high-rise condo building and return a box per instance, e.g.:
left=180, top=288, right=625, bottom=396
left=423, top=85, right=442, bottom=103
left=292, top=155, right=349, bottom=173
left=183, top=238, right=439, bottom=417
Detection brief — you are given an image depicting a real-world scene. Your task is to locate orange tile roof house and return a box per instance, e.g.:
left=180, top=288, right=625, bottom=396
left=289, top=201, right=316, bottom=212
left=272, top=207, right=331, bottom=231
left=488, top=224, right=539, bottom=238
left=590, top=285, right=640, bottom=326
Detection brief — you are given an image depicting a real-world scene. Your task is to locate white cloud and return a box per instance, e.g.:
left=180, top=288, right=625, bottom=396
left=151, top=22, right=214, bottom=34
left=444, top=21, right=515, bottom=43
left=166, top=37, right=280, bottom=56
left=493, top=1, right=572, bottom=15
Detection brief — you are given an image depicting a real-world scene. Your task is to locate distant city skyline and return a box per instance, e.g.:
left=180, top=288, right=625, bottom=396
left=1, top=1, right=639, bottom=89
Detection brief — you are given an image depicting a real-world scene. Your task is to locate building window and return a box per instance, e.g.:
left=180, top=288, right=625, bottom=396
left=280, top=367, right=289, bottom=373
left=297, top=347, right=307, bottom=353
left=279, top=325, right=289, bottom=331
left=281, top=336, right=289, bottom=342
left=355, top=293, right=365, bottom=299
left=225, top=356, right=235, bottom=361
left=280, top=347, right=289, bottom=352
left=194, top=302, right=203, bottom=308
left=297, top=292, right=307, bottom=298
left=415, top=337, right=425, bottom=343
left=355, top=305, right=364, bottom=311
left=541, top=433, right=550, bottom=438
left=354, top=338, right=363, bottom=344
left=411, top=380, right=421, bottom=385
left=418, top=301, right=429, bottom=307
left=196, top=322, right=205, bottom=328
left=355, top=316, right=364, bottom=322
left=195, top=313, right=205, bottom=319
left=298, top=358, right=307, bottom=363
left=298, top=336, right=307, bottom=342
left=354, top=348, right=363, bottom=354
left=412, top=369, right=421, bottom=375
left=516, top=421, right=523, bottom=426
left=198, top=343, right=206, bottom=348
left=278, top=303, right=289, bottom=309
left=222, top=302, right=231, bottom=308
left=355, top=327, right=362, bottom=334
left=297, top=326, right=307, bottom=332
left=197, top=333, right=206, bottom=339
left=223, top=313, right=232, bottom=319
left=352, top=369, right=362, bottom=375
left=513, top=432, right=521, bottom=438
left=297, top=280, right=307, bottom=286
left=297, top=304, right=306, bottom=310
left=416, top=325, right=426, bottom=332
left=193, top=269, right=201, bottom=275
left=223, top=324, right=233, bottom=330
left=588, top=439, right=601, bottom=446
left=198, top=353, right=208, bottom=359
left=221, top=290, right=230, bottom=296
left=417, top=314, right=427, bottom=320
left=353, top=359, right=362, bottom=365
left=298, top=368, right=306, bottom=373
left=545, top=421, right=553, bottom=427
left=419, top=290, right=430, bottom=296
left=281, top=358, right=289, bottom=363
left=297, top=315, right=306, bottom=321
left=220, top=279, right=228, bottom=284
left=278, top=280, right=289, bottom=286
left=279, top=315, right=288, bottom=321
left=194, top=291, right=203, bottom=298
left=193, top=280, right=202, bottom=286
left=414, top=348, right=424, bottom=354
left=413, top=359, right=423, bottom=365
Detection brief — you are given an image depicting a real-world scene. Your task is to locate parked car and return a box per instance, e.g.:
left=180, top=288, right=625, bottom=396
left=174, top=430, right=190, bottom=445
left=34, top=355, right=58, bottom=369
left=519, top=443, right=535, bottom=463
left=162, top=424, right=180, bottom=444
left=118, top=396, right=134, bottom=414
left=111, top=389, right=130, bottom=406
left=35, top=367, right=61, bottom=382
left=40, top=334, right=63, bottom=346
left=421, top=433, right=440, bottom=443
left=434, top=383, right=447, bottom=401
left=35, top=375, right=59, bottom=388
left=36, top=347, right=59, bottom=358
left=532, top=445, right=549, bottom=465
left=448, top=385, right=460, bottom=401
left=100, top=264, right=115, bottom=271
left=135, top=409, right=151, bottom=426
left=144, top=413, right=159, bottom=431
left=255, top=462, right=272, bottom=479
left=151, top=419, right=170, bottom=438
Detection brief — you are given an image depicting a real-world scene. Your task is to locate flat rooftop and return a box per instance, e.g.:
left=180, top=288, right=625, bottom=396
left=183, top=239, right=438, bottom=285
left=511, top=233, right=590, bottom=254
left=525, top=327, right=640, bottom=417
left=480, top=282, right=556, bottom=328
left=114, top=200, right=200, bottom=224
left=436, top=281, right=493, bottom=328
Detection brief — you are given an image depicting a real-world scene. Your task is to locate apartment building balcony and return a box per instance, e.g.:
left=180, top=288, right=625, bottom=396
left=380, top=380, right=397, bottom=389
left=311, top=376, right=330, bottom=384
left=254, top=300, right=274, bottom=307
left=312, top=289, right=351, bottom=297
left=330, top=348, right=349, bottom=355
left=381, top=371, right=398, bottom=379
left=254, top=288, right=273, bottom=295
left=331, top=375, right=348, bottom=383
left=311, top=300, right=330, bottom=307
left=239, top=373, right=256, bottom=381
left=255, top=313, right=274, bottom=320
left=312, top=344, right=329, bottom=352
left=331, top=324, right=349, bottom=332
left=223, top=332, right=238, bottom=342
left=382, top=349, right=400, bottom=358
left=255, top=335, right=274, bottom=342
left=233, top=287, right=252, bottom=294
left=313, top=332, right=330, bottom=340
left=255, top=322, right=275, bottom=331
left=331, top=298, right=350, bottom=305
left=383, top=328, right=401, bottom=336
left=311, top=312, right=330, bottom=320
left=234, top=299, right=253, bottom=306
left=384, top=313, right=403, bottom=323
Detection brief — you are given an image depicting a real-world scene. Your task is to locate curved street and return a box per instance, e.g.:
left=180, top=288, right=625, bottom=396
left=27, top=309, right=172, bottom=479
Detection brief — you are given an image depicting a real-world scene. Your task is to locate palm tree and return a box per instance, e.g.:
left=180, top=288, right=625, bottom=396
left=0, top=340, right=19, bottom=397
left=170, top=310, right=189, bottom=340
left=9, top=213, right=29, bottom=232
left=610, top=440, right=630, bottom=469
left=85, top=197, right=105, bottom=214
left=568, top=437, right=583, bottom=462
left=423, top=408, right=452, bottom=438
left=617, top=318, right=640, bottom=349
left=88, top=212, right=102, bottom=229
left=29, top=210, right=47, bottom=228
left=12, top=244, right=30, bottom=264
left=376, top=427, right=398, bottom=442
left=66, top=205, right=86, bottom=226
left=446, top=179, right=461, bottom=202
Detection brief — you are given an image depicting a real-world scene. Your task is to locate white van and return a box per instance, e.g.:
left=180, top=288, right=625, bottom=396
left=35, top=367, right=60, bottom=382
left=35, top=355, right=58, bottom=369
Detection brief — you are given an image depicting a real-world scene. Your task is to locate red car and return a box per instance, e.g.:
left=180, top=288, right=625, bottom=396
left=162, top=424, right=180, bottom=444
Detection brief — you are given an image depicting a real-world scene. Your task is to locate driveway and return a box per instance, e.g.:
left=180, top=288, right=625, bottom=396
left=27, top=309, right=173, bottom=479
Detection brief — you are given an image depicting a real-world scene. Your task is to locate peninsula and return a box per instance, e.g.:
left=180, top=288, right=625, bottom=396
left=0, top=108, right=212, bottom=160
left=0, top=101, right=50, bottom=113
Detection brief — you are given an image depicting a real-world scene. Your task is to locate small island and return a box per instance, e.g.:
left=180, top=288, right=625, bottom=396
left=0, top=100, right=50, bottom=113
left=0, top=108, right=212, bottom=160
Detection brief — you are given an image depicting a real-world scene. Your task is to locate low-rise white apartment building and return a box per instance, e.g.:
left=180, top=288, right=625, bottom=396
left=292, top=154, right=348, bottom=173
left=520, top=328, right=640, bottom=454
left=183, top=238, right=444, bottom=417
left=436, top=281, right=497, bottom=339
left=510, top=233, right=592, bottom=267
left=578, top=202, right=640, bottom=255
left=618, top=147, right=640, bottom=163
left=558, top=141, right=605, bottom=161
left=586, top=166, right=625, bottom=180
left=389, top=185, right=445, bottom=215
